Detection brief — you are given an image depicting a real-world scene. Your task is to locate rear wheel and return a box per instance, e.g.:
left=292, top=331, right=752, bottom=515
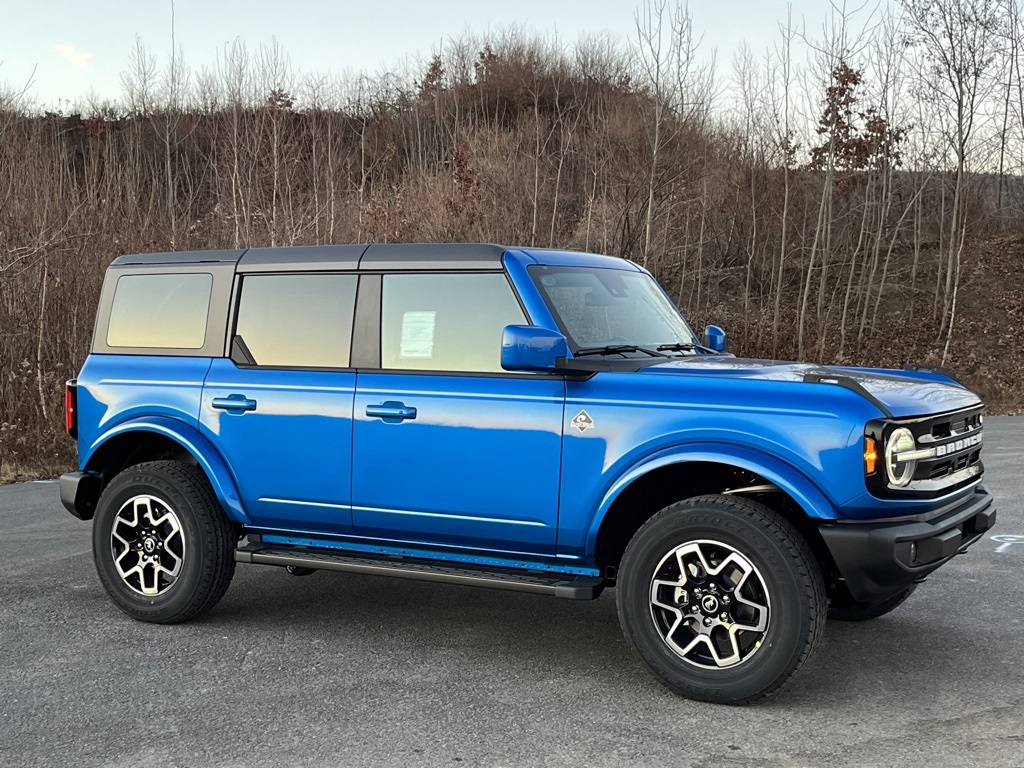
left=828, top=583, right=917, bottom=621
left=92, top=461, right=236, bottom=623
left=617, top=495, right=826, bottom=704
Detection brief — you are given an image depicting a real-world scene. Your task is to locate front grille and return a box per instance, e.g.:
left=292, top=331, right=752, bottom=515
left=907, top=406, right=984, bottom=489
left=920, top=409, right=983, bottom=442
left=926, top=451, right=981, bottom=480
left=866, top=405, right=985, bottom=498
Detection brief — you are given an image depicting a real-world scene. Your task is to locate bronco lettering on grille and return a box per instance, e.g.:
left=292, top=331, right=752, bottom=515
left=934, top=432, right=983, bottom=458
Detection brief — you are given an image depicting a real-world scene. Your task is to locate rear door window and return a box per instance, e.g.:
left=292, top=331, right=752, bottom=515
left=234, top=274, right=358, bottom=368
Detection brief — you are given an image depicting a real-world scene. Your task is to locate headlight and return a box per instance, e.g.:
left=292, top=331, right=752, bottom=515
left=885, top=427, right=917, bottom=487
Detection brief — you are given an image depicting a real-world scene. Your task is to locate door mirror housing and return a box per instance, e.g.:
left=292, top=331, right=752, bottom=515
left=704, top=325, right=726, bottom=353
left=501, top=325, right=570, bottom=372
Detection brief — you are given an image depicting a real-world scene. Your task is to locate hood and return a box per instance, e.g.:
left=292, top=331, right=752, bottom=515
left=640, top=357, right=980, bottom=419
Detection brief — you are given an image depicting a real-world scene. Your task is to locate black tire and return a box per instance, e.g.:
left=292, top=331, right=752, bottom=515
left=828, top=584, right=917, bottom=622
left=92, top=460, right=236, bottom=624
left=617, top=495, right=826, bottom=705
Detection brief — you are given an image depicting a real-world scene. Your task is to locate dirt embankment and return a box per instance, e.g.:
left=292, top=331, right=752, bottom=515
left=946, top=234, right=1024, bottom=414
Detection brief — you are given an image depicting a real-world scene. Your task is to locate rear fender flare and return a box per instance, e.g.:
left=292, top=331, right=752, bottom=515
left=584, top=442, right=839, bottom=559
left=83, top=416, right=250, bottom=524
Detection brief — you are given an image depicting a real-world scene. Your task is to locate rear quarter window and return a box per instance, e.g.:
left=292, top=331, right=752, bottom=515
left=106, top=273, right=213, bottom=349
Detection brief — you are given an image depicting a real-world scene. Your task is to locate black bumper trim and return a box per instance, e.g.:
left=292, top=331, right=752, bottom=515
left=819, top=487, right=996, bottom=603
left=59, top=471, right=101, bottom=521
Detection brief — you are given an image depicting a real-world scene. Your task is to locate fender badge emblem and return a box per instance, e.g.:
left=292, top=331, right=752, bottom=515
left=571, top=410, right=595, bottom=433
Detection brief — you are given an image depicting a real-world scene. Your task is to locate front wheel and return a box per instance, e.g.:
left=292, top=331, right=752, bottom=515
left=617, top=495, right=826, bottom=705
left=92, top=461, right=236, bottom=624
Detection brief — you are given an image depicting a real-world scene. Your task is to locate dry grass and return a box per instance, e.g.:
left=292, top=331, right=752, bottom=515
left=0, top=461, right=69, bottom=484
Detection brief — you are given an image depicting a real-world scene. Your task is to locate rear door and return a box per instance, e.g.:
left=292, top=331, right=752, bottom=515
left=200, top=272, right=358, bottom=534
left=351, top=271, right=565, bottom=555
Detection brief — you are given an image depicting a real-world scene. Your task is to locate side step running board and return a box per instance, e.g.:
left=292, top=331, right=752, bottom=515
left=235, top=542, right=605, bottom=600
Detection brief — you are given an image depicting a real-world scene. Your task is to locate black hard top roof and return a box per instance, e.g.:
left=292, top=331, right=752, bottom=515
left=110, top=243, right=512, bottom=271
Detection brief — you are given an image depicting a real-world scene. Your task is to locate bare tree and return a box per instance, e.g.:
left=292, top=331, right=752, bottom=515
left=634, top=0, right=711, bottom=269
left=901, top=0, right=1004, bottom=361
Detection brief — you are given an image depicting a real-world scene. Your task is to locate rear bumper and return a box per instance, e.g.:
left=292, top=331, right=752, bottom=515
left=819, top=486, right=996, bottom=603
left=59, top=471, right=101, bottom=521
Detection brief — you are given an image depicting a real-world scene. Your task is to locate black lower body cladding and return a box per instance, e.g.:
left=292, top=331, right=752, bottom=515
left=59, top=471, right=101, bottom=520
left=820, top=486, right=995, bottom=603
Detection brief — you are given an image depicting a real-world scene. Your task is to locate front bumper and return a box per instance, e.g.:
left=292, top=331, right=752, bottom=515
left=819, top=486, right=996, bottom=603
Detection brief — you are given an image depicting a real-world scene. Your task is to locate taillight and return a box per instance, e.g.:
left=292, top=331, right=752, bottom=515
left=65, top=380, right=78, bottom=439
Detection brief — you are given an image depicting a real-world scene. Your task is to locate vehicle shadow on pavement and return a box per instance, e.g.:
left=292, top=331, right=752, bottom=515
left=783, top=610, right=1012, bottom=711
left=196, top=566, right=1008, bottom=710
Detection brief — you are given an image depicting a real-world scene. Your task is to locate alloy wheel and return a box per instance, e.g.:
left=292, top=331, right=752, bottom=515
left=649, top=539, right=771, bottom=669
left=109, top=494, right=186, bottom=597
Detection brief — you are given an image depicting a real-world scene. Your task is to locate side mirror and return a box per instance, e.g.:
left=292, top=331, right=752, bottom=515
left=501, top=325, right=569, bottom=372
left=704, top=324, right=726, bottom=353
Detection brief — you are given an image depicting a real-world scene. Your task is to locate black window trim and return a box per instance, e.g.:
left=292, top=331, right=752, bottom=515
left=350, top=273, right=381, bottom=368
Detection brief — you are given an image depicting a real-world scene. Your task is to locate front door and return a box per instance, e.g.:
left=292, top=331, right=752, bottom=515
left=200, top=272, right=359, bottom=533
left=351, top=272, right=565, bottom=555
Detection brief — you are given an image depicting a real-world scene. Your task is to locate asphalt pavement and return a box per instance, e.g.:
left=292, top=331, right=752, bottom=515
left=1, top=418, right=1022, bottom=768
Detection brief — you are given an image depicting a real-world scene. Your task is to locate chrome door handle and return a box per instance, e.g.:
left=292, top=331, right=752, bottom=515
left=366, top=401, right=417, bottom=423
left=212, top=395, right=257, bottom=412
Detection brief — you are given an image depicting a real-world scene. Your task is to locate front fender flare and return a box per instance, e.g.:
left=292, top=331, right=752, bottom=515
left=83, top=416, right=251, bottom=525
left=584, top=442, right=840, bottom=559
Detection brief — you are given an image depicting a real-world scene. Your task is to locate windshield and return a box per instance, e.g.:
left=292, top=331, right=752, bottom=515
left=529, top=265, right=698, bottom=353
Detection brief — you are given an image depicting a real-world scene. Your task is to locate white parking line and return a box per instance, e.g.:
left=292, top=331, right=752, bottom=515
left=991, top=534, right=1024, bottom=553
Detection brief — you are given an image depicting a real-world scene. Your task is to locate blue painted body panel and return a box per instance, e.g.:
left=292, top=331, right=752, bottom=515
left=638, top=358, right=979, bottom=419
left=72, top=246, right=989, bottom=577
left=352, top=371, right=565, bottom=555
left=76, top=355, right=212, bottom=454
left=75, top=355, right=249, bottom=523
left=500, top=325, right=570, bottom=372
left=502, top=251, right=562, bottom=328
left=86, top=415, right=250, bottom=524
left=555, top=372, right=870, bottom=558
left=199, top=358, right=356, bottom=533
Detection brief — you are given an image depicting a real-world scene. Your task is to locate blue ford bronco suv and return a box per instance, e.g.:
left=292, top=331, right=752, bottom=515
left=60, top=243, right=995, bottom=704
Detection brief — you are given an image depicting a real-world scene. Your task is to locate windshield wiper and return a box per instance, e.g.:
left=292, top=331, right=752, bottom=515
left=574, top=344, right=669, bottom=358
left=656, top=342, right=720, bottom=355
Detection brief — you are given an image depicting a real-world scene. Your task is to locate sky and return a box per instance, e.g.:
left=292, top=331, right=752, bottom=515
left=0, top=0, right=848, bottom=109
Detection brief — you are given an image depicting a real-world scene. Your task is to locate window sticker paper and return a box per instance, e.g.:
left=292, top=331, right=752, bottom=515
left=400, top=310, right=436, bottom=358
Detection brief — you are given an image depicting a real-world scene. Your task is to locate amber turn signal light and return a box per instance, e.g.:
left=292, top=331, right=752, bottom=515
left=864, top=437, right=878, bottom=475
